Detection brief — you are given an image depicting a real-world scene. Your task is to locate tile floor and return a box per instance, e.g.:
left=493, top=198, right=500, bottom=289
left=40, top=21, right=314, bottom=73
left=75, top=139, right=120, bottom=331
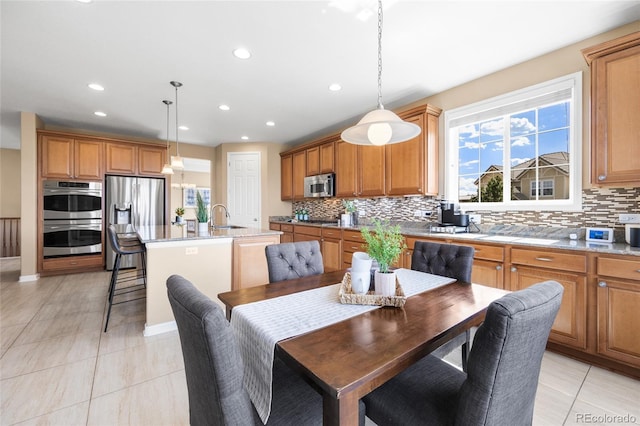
left=1, top=257, right=638, bottom=425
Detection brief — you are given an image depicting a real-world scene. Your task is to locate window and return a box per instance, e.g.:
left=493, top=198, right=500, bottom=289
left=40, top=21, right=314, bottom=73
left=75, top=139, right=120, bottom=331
left=531, top=180, right=554, bottom=197
left=445, top=72, right=582, bottom=211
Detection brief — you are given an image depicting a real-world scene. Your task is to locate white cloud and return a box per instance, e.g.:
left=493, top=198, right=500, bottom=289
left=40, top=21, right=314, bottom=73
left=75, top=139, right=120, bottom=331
left=460, top=159, right=479, bottom=168
left=492, top=141, right=504, bottom=151
left=458, top=176, right=478, bottom=196
left=510, top=117, right=536, bottom=134
left=511, top=136, right=531, bottom=147
left=511, top=157, right=531, bottom=166
left=462, top=141, right=487, bottom=150
left=480, top=119, right=504, bottom=136
left=458, top=124, right=478, bottom=137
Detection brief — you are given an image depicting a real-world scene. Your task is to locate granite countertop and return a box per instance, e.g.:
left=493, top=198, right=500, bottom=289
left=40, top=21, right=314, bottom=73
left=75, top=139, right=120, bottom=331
left=269, top=219, right=640, bottom=257
left=134, top=224, right=281, bottom=244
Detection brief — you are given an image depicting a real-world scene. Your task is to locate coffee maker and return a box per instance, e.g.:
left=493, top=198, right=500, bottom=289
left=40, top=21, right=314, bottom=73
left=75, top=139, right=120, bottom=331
left=437, top=201, right=469, bottom=227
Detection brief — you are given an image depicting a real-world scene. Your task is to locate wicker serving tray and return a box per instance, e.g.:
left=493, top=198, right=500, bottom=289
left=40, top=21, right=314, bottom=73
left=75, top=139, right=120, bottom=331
left=338, top=272, right=406, bottom=308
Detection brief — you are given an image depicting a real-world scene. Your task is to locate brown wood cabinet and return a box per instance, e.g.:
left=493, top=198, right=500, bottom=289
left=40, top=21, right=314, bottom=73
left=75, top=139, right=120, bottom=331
left=41, top=254, right=103, bottom=274
left=232, top=235, right=280, bottom=290
left=280, top=154, right=293, bottom=201
left=342, top=229, right=366, bottom=268
left=595, top=255, right=640, bottom=366
left=321, top=227, right=342, bottom=272
left=319, top=141, right=335, bottom=173
left=292, top=151, right=306, bottom=200
left=385, top=105, right=441, bottom=196
left=510, top=248, right=587, bottom=349
left=293, top=224, right=322, bottom=243
left=335, top=140, right=385, bottom=197
left=582, top=31, right=640, bottom=186
left=40, top=135, right=102, bottom=180
left=104, top=142, right=166, bottom=176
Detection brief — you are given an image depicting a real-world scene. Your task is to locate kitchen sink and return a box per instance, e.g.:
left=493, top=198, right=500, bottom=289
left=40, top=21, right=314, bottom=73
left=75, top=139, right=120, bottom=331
left=213, top=225, right=246, bottom=229
left=514, top=237, right=559, bottom=245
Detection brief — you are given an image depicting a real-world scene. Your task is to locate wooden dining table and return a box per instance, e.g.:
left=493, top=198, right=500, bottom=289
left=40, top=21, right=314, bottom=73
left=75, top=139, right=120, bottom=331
left=218, top=269, right=509, bottom=426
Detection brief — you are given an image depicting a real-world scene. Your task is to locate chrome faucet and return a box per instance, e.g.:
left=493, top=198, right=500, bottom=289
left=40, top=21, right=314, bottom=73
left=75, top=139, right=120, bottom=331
left=210, top=204, right=230, bottom=228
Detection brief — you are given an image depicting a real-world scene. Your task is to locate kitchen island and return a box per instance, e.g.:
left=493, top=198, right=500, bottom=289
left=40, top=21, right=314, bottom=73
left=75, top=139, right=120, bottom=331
left=135, top=225, right=281, bottom=336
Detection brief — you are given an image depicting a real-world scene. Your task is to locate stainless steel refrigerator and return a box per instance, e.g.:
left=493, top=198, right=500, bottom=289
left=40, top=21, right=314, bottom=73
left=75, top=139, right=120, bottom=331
left=105, top=175, right=165, bottom=270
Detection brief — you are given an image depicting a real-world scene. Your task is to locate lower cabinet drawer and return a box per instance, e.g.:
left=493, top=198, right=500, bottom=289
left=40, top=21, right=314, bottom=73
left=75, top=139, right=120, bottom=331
left=42, top=255, right=103, bottom=272
left=597, top=256, right=640, bottom=281
left=511, top=248, right=586, bottom=273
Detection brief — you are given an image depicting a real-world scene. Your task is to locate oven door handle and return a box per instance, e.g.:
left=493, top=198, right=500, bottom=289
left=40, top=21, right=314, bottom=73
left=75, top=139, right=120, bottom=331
left=44, top=224, right=102, bottom=231
left=44, top=188, right=102, bottom=196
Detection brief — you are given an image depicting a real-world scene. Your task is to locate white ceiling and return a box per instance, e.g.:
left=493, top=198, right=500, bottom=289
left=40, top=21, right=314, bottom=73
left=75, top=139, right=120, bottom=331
left=2, top=1, right=639, bottom=150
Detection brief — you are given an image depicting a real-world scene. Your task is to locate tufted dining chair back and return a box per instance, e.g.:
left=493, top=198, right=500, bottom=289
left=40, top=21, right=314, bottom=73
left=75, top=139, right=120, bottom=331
left=265, top=241, right=324, bottom=283
left=411, top=241, right=475, bottom=282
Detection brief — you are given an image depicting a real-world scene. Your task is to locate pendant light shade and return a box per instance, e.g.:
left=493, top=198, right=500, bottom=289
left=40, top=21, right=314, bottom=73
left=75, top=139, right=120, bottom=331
left=161, top=100, right=174, bottom=175
left=341, top=0, right=420, bottom=146
left=341, top=108, right=420, bottom=146
left=170, top=80, right=185, bottom=170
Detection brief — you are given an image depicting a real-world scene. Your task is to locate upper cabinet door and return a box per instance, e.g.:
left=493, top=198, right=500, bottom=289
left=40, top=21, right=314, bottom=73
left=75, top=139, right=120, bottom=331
left=319, top=141, right=335, bottom=173
left=306, top=146, right=320, bottom=176
left=281, top=154, right=293, bottom=201
left=292, top=151, right=306, bottom=200
left=138, top=145, right=166, bottom=176
left=335, top=140, right=358, bottom=198
left=359, top=145, right=385, bottom=197
left=40, top=135, right=74, bottom=179
left=385, top=113, right=425, bottom=196
left=105, top=142, right=137, bottom=175
left=40, top=135, right=102, bottom=180
left=583, top=33, right=640, bottom=186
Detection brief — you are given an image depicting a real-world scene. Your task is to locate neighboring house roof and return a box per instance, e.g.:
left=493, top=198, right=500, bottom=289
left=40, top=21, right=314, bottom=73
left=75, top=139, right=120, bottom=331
left=475, top=152, right=569, bottom=186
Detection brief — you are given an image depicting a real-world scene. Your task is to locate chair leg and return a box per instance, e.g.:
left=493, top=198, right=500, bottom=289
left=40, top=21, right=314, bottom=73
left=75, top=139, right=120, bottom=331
left=104, top=254, right=121, bottom=332
left=461, top=329, right=470, bottom=372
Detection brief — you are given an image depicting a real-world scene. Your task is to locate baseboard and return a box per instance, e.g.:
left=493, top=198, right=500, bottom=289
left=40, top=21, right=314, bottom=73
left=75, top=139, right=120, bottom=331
left=19, top=273, right=39, bottom=282
left=144, top=320, right=177, bottom=337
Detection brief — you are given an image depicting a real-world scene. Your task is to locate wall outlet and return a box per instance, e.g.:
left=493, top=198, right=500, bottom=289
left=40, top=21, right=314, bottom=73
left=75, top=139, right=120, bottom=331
left=414, top=210, right=423, bottom=217
left=469, top=214, right=482, bottom=224
left=422, top=211, right=432, bottom=217
left=358, top=210, right=366, bottom=217
left=619, top=214, right=640, bottom=224
left=185, top=247, right=198, bottom=255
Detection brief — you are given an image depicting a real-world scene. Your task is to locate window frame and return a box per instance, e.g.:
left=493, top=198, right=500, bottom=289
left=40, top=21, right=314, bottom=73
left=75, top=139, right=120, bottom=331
left=444, top=72, right=582, bottom=211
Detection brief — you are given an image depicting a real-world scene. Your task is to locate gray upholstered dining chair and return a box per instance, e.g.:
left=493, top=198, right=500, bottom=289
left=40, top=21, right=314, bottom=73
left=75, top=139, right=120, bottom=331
left=167, top=275, right=365, bottom=426
left=363, top=280, right=564, bottom=426
left=411, top=240, right=475, bottom=370
left=264, top=240, right=324, bottom=283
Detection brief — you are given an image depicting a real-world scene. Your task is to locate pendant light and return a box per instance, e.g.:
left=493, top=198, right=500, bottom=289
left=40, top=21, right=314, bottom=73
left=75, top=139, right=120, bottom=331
left=341, top=0, right=420, bottom=146
left=170, top=80, right=185, bottom=169
left=161, top=100, right=174, bottom=175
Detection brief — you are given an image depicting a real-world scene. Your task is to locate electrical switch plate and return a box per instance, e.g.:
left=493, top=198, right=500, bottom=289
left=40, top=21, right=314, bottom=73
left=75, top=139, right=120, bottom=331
left=359, top=210, right=366, bottom=217
left=469, top=214, right=482, bottom=224
left=414, top=210, right=423, bottom=217
left=619, top=214, right=640, bottom=224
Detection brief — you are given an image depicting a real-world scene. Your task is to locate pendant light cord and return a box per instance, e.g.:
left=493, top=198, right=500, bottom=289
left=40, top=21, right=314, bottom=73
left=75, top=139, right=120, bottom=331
left=163, top=100, right=172, bottom=156
left=174, top=84, right=179, bottom=156
left=377, top=0, right=384, bottom=110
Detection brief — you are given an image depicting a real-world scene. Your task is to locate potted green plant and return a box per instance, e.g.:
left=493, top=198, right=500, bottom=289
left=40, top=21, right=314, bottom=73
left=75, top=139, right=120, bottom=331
left=196, top=192, right=209, bottom=234
left=175, top=206, right=185, bottom=224
left=360, top=219, right=406, bottom=296
left=342, top=200, right=357, bottom=226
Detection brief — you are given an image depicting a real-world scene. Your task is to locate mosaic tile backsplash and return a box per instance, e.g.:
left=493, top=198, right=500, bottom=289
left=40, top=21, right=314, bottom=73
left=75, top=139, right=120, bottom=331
left=292, top=187, right=639, bottom=242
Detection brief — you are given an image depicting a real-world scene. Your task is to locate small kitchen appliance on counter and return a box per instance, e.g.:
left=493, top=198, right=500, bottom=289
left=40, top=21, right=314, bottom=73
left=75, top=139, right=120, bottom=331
left=434, top=201, right=470, bottom=233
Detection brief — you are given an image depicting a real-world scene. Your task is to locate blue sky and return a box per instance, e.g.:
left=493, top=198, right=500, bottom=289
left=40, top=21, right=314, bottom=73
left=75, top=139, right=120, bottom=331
left=457, top=102, right=570, bottom=198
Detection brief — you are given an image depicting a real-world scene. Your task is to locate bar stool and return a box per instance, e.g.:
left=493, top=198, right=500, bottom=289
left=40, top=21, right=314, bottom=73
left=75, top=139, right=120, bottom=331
left=104, top=224, right=147, bottom=332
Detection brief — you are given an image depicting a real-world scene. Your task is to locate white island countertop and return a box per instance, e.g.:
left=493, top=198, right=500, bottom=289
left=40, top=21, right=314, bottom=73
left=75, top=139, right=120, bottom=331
left=134, top=224, right=281, bottom=243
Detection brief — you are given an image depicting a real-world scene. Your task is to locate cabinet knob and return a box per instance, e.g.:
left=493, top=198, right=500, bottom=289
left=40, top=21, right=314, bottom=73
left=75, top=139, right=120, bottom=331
left=598, top=175, right=606, bottom=181
left=511, top=267, right=517, bottom=272
left=496, top=265, right=502, bottom=271
left=598, top=281, right=607, bottom=288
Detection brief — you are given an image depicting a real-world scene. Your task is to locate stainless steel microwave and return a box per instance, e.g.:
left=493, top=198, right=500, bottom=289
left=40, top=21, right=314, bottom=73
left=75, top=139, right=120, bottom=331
left=304, top=173, right=335, bottom=198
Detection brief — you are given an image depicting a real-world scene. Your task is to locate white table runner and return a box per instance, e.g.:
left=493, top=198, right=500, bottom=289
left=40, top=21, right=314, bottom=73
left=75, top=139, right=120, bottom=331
left=230, top=268, right=456, bottom=423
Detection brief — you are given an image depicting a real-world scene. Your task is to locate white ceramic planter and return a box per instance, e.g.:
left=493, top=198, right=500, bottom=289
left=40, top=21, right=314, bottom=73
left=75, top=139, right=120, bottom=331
left=375, top=270, right=396, bottom=297
left=198, top=222, right=209, bottom=234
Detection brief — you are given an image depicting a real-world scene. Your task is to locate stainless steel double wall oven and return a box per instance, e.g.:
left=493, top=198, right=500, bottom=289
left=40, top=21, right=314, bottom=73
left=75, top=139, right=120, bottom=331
left=42, top=180, right=103, bottom=258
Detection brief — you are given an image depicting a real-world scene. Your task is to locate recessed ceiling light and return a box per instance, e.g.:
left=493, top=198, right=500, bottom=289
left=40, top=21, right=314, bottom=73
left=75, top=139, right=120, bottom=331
left=329, top=83, right=342, bottom=91
left=233, top=48, right=251, bottom=59
left=266, top=121, right=275, bottom=127
left=76, top=0, right=92, bottom=3
left=88, top=83, right=104, bottom=91
left=219, top=104, right=230, bottom=111
left=179, top=126, right=189, bottom=131
left=241, top=136, right=249, bottom=140
left=94, top=111, right=106, bottom=117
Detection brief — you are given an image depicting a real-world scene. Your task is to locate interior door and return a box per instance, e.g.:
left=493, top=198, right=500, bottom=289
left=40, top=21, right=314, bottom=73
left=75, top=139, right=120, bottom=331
left=227, top=152, right=261, bottom=228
